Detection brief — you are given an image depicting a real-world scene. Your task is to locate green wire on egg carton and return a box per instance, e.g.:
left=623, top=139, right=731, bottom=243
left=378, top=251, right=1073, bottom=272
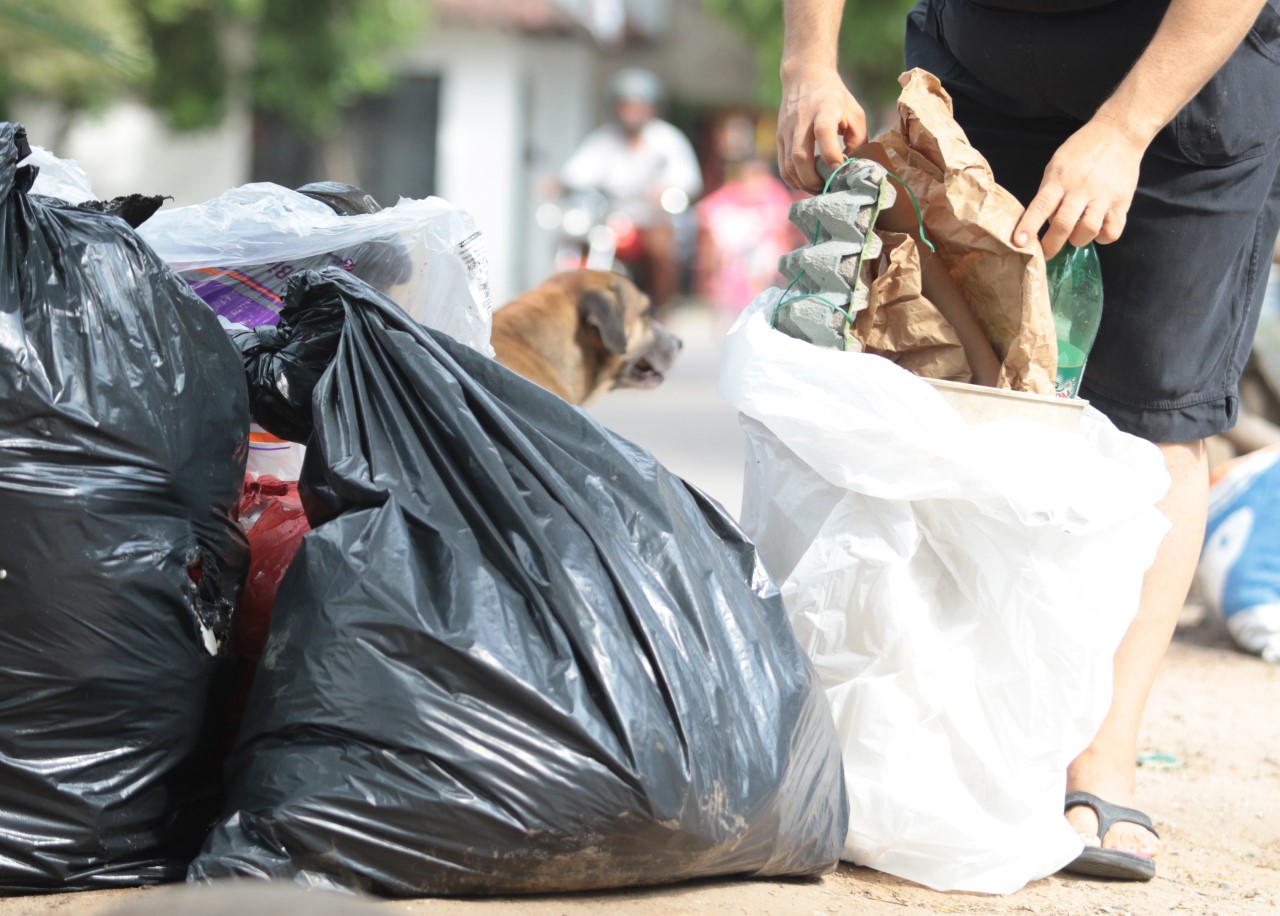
left=772, top=157, right=934, bottom=352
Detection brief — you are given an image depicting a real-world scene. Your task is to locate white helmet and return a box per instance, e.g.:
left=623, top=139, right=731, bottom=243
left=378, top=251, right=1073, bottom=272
left=608, top=68, right=665, bottom=106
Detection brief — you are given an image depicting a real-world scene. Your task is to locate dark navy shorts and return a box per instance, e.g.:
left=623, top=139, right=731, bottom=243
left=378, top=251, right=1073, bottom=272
left=906, top=0, right=1280, bottom=442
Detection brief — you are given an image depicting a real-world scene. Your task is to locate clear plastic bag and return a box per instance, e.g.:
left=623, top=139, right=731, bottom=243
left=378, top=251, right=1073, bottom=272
left=21, top=144, right=97, bottom=203
left=140, top=183, right=493, bottom=354
left=719, top=290, right=1171, bottom=894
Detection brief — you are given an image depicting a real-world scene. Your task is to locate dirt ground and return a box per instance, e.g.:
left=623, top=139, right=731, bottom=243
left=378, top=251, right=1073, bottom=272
left=2, top=603, right=1275, bottom=916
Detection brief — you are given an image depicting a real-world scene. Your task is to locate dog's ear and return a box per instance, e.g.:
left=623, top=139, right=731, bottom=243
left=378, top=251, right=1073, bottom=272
left=579, top=288, right=628, bottom=355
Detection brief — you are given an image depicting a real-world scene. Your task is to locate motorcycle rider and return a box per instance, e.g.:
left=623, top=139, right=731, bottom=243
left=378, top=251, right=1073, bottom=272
left=560, top=68, right=703, bottom=312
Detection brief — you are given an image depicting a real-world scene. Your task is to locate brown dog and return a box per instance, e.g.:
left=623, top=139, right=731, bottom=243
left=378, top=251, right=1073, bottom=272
left=491, top=270, right=682, bottom=405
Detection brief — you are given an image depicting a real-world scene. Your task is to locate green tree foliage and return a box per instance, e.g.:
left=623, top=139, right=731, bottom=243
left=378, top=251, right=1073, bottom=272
left=136, top=0, right=233, bottom=131
left=133, top=0, right=426, bottom=136
left=0, top=0, right=426, bottom=136
left=0, top=1, right=149, bottom=117
left=705, top=0, right=917, bottom=110
left=247, top=0, right=423, bottom=136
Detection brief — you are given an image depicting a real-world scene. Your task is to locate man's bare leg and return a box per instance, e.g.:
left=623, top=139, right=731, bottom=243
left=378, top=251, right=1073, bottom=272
left=1065, top=439, right=1209, bottom=856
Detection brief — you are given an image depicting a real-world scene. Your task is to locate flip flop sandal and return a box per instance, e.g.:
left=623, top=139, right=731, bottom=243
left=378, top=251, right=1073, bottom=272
left=1061, top=791, right=1158, bottom=881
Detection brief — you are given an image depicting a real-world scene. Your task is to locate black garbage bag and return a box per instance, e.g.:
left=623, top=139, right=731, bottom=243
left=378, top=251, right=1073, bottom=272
left=229, top=305, right=345, bottom=443
left=190, top=268, right=847, bottom=896
left=0, top=123, right=249, bottom=892
left=73, top=192, right=168, bottom=228
left=296, top=181, right=382, bottom=216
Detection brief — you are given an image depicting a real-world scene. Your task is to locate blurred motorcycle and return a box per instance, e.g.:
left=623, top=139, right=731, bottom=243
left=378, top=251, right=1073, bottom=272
left=537, top=186, right=690, bottom=282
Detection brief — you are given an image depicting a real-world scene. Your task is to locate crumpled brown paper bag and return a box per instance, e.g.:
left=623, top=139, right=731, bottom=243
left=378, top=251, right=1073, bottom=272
left=857, top=231, right=972, bottom=383
left=869, top=69, right=1057, bottom=394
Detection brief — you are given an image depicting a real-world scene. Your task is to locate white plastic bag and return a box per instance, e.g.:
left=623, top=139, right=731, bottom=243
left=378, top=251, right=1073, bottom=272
left=140, top=183, right=493, bottom=355
left=246, top=423, right=306, bottom=482
left=719, top=291, right=1170, bottom=894
left=22, top=145, right=98, bottom=204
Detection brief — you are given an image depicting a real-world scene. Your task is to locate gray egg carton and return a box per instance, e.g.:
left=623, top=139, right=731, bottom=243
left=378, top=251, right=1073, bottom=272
left=773, top=159, right=895, bottom=351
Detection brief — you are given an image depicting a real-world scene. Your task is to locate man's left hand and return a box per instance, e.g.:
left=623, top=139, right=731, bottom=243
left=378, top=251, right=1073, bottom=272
left=1013, top=116, right=1148, bottom=259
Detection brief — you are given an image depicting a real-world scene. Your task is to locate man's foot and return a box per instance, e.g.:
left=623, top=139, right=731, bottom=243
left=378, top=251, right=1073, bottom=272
left=1061, top=751, right=1161, bottom=881
left=1065, top=756, right=1160, bottom=858
left=1066, top=801, right=1160, bottom=858
left=1061, top=792, right=1159, bottom=881
left=1070, top=747, right=1162, bottom=864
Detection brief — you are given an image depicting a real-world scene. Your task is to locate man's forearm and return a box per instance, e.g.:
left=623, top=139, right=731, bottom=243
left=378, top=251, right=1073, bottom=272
left=777, top=0, right=864, bottom=187
left=1096, top=0, right=1266, bottom=145
left=781, top=0, right=846, bottom=80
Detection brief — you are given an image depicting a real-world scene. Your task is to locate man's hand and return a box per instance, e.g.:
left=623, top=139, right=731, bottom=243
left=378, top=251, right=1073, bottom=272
left=778, top=64, right=867, bottom=192
left=1012, top=117, right=1146, bottom=260
left=1013, top=0, right=1267, bottom=259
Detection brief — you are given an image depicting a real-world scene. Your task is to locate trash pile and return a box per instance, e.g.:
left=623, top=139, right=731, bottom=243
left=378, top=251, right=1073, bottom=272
left=0, top=122, right=846, bottom=898
left=720, top=70, right=1171, bottom=893
left=7, top=63, right=1249, bottom=902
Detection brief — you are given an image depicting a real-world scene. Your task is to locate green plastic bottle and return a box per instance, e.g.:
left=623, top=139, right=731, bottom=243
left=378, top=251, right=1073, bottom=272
left=1046, top=243, right=1104, bottom=398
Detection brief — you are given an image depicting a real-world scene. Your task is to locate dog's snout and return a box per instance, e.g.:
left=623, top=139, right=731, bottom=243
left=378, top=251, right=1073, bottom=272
left=651, top=321, right=681, bottom=348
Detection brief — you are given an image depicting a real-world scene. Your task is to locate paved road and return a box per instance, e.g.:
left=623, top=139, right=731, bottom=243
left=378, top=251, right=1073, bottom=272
left=588, top=307, right=746, bottom=517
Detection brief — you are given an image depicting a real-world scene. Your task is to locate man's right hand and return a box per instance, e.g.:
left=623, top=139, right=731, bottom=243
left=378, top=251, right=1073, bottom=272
left=777, top=63, right=867, bottom=193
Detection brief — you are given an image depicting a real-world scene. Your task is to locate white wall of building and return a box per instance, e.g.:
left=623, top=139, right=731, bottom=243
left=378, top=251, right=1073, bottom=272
left=401, top=30, right=523, bottom=305
left=14, top=99, right=251, bottom=206
left=399, top=27, right=597, bottom=304
left=518, top=36, right=598, bottom=291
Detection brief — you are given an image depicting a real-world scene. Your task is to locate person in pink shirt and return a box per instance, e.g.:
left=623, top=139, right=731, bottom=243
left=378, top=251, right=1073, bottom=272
left=697, top=159, right=803, bottom=328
